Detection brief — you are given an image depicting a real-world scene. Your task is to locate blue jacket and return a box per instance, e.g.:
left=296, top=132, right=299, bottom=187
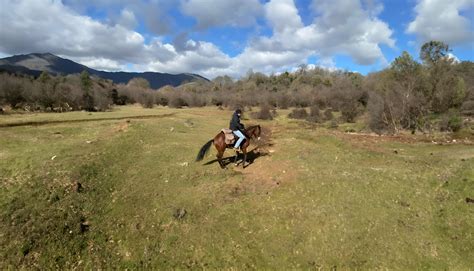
left=229, top=111, right=245, bottom=131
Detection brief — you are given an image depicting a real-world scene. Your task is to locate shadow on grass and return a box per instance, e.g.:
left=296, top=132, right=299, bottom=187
left=203, top=148, right=269, bottom=168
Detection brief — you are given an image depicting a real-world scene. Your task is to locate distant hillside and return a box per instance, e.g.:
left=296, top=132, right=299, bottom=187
left=0, top=53, right=208, bottom=89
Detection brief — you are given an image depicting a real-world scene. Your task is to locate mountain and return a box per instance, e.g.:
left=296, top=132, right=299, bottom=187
left=0, top=53, right=208, bottom=89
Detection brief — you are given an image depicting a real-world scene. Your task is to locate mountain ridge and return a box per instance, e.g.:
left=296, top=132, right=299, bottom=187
left=0, top=53, right=208, bottom=89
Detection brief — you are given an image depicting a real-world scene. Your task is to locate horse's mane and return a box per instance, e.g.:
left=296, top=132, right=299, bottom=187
left=244, top=125, right=261, bottom=138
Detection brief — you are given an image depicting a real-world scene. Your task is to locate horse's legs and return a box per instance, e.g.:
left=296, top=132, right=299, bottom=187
left=234, top=150, right=240, bottom=165
left=242, top=148, right=247, bottom=168
left=217, top=151, right=225, bottom=169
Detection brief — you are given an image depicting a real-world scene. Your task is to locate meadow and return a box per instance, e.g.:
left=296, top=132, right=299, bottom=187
left=0, top=105, right=473, bottom=269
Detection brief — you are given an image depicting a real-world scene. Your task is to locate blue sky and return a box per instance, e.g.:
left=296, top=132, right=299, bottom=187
left=0, top=0, right=473, bottom=78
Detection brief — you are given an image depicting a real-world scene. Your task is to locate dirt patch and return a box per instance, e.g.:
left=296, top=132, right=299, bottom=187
left=113, top=121, right=130, bottom=133
left=226, top=125, right=297, bottom=196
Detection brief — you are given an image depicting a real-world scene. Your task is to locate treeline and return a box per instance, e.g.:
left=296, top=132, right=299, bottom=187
left=0, top=41, right=473, bottom=134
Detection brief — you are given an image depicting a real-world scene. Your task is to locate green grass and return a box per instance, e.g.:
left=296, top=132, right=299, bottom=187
left=1, top=105, right=473, bottom=269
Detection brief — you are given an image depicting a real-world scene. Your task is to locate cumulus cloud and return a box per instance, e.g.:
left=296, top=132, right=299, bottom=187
left=407, top=0, right=474, bottom=45
left=180, top=0, right=263, bottom=29
left=70, top=57, right=124, bottom=71
left=246, top=0, right=394, bottom=67
left=0, top=0, right=397, bottom=78
left=118, top=9, right=138, bottom=30
left=0, top=0, right=231, bottom=76
left=0, top=0, right=145, bottom=62
left=63, top=0, right=173, bottom=34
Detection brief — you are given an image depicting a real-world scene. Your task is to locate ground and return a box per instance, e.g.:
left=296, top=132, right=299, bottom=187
left=0, top=106, right=473, bottom=269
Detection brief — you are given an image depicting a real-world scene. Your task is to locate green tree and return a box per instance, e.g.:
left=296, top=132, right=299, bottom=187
left=80, top=70, right=94, bottom=111
left=80, top=70, right=92, bottom=91
left=420, top=41, right=450, bottom=66
left=38, top=71, right=51, bottom=83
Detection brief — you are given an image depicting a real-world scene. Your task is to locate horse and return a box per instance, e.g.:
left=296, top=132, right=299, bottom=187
left=196, top=125, right=262, bottom=168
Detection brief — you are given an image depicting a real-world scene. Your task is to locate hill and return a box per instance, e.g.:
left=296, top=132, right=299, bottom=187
left=0, top=53, right=208, bottom=89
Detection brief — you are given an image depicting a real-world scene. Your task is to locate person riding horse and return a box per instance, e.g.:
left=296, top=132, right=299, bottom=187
left=229, top=109, right=246, bottom=149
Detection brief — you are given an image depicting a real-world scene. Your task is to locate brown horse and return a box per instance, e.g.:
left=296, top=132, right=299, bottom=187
left=196, top=125, right=262, bottom=168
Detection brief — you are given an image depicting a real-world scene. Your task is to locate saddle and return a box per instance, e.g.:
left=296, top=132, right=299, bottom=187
left=221, top=129, right=235, bottom=145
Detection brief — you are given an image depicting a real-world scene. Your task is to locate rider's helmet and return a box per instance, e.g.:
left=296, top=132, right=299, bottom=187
left=235, top=108, right=242, bottom=115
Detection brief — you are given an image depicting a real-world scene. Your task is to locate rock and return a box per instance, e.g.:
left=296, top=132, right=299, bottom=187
left=393, top=150, right=398, bottom=154
left=174, top=208, right=187, bottom=220
left=178, top=162, right=189, bottom=167
left=75, top=182, right=83, bottom=193
left=80, top=220, right=90, bottom=233
left=466, top=197, right=474, bottom=204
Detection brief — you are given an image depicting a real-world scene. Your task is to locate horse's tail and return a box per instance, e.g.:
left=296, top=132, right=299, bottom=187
left=196, top=139, right=213, bottom=161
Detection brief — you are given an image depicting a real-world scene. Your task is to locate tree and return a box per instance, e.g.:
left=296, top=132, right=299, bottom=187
left=80, top=70, right=94, bottom=111
left=127, top=77, right=150, bottom=89
left=420, top=41, right=450, bottom=66
left=38, top=71, right=51, bottom=83
left=80, top=70, right=92, bottom=91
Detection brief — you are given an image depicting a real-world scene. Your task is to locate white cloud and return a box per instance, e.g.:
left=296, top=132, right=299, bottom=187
left=142, top=41, right=233, bottom=78
left=407, top=0, right=474, bottom=45
left=0, top=0, right=146, bottom=62
left=63, top=0, right=173, bottom=34
left=69, top=57, right=125, bottom=71
left=0, top=0, right=397, bottom=79
left=446, top=53, right=461, bottom=63
left=180, top=0, right=263, bottom=29
left=265, top=0, right=303, bottom=33
left=240, top=0, right=395, bottom=70
left=118, top=9, right=138, bottom=30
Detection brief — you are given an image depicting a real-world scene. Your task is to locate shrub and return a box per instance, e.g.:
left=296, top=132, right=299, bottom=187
left=340, top=100, right=359, bottom=123
left=461, top=100, right=474, bottom=116
left=323, top=109, right=333, bottom=120
left=139, top=92, right=155, bottom=108
left=307, top=105, right=322, bottom=123
left=440, top=110, right=463, bottom=132
left=168, top=96, right=187, bottom=108
left=252, top=104, right=273, bottom=120
left=367, top=93, right=390, bottom=134
left=288, top=108, right=308, bottom=119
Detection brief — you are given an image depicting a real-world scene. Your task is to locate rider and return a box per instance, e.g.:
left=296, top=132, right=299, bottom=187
left=229, top=109, right=245, bottom=149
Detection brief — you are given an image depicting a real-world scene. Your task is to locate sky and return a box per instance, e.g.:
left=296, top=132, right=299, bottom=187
left=0, top=0, right=473, bottom=79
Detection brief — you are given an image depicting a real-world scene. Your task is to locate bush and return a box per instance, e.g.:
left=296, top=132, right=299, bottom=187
left=440, top=110, right=463, bottom=132
left=288, top=108, right=308, bottom=119
left=323, top=109, right=333, bottom=120
left=461, top=100, right=474, bottom=116
left=168, top=91, right=188, bottom=108
left=340, top=101, right=359, bottom=123
left=307, top=105, right=322, bottom=123
left=252, top=104, right=273, bottom=120
left=139, top=92, right=155, bottom=108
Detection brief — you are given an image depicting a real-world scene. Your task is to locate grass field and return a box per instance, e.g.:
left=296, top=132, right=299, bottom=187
left=1, top=106, right=473, bottom=269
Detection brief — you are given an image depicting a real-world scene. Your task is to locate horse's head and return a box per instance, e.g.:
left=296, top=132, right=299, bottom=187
left=246, top=125, right=261, bottom=141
